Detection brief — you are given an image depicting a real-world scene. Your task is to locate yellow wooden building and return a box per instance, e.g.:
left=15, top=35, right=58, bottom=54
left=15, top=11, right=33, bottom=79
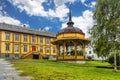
left=0, top=23, right=56, bottom=59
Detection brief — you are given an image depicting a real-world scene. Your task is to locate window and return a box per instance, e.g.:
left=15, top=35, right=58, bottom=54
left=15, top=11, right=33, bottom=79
left=40, top=46, right=43, bottom=52
left=53, top=47, right=56, bottom=53
left=24, top=35, right=27, bottom=42
left=15, top=34, right=19, bottom=41
left=46, top=47, right=50, bottom=53
left=46, top=38, right=50, bottom=44
left=89, top=51, right=91, bottom=54
left=40, top=37, right=43, bottom=43
left=23, top=45, right=27, bottom=52
left=6, top=32, right=10, bottom=40
left=32, top=36, right=36, bottom=42
left=15, top=44, right=19, bottom=51
left=6, top=43, right=10, bottom=51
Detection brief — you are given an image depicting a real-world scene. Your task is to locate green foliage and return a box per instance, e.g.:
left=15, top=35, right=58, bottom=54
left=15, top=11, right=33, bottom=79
left=70, top=49, right=75, bottom=55
left=108, top=54, right=120, bottom=66
left=60, top=52, right=64, bottom=56
left=70, top=49, right=83, bottom=56
left=93, top=36, right=111, bottom=58
left=77, top=50, right=83, bottom=55
left=11, top=59, right=120, bottom=80
left=87, top=56, right=92, bottom=60
left=90, top=0, right=120, bottom=70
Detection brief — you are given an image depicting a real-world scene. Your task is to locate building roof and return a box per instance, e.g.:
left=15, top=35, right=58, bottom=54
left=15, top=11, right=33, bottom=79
left=0, top=23, right=56, bottom=38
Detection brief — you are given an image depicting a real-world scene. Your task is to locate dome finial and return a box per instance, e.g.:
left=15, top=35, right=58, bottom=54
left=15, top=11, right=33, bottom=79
left=69, top=7, right=72, bottom=22
left=67, top=7, right=74, bottom=27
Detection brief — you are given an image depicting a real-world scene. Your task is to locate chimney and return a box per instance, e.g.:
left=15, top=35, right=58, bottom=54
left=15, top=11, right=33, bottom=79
left=23, top=24, right=27, bottom=28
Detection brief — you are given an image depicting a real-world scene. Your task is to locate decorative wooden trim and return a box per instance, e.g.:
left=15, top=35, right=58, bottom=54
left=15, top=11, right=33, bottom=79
left=74, top=40, right=77, bottom=59
left=56, top=43, right=59, bottom=60
left=63, top=41, right=66, bottom=60
left=57, top=32, right=85, bottom=36
left=57, top=59, right=85, bottom=61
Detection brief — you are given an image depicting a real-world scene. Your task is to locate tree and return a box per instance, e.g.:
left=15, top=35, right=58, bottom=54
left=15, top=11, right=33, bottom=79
left=90, top=0, right=120, bottom=71
left=93, top=35, right=110, bottom=62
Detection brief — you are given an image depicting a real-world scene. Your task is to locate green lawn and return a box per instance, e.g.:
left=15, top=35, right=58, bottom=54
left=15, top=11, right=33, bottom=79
left=11, top=59, right=120, bottom=80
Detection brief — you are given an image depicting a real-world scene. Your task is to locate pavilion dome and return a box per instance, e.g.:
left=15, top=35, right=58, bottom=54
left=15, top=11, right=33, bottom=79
left=54, top=8, right=88, bottom=41
left=58, top=26, right=85, bottom=35
left=57, top=9, right=85, bottom=36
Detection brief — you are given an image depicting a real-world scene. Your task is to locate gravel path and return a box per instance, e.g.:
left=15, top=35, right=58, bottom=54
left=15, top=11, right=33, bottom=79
left=0, top=59, right=32, bottom=80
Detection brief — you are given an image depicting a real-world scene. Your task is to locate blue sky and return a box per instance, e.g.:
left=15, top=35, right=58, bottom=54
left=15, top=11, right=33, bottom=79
left=0, top=0, right=96, bottom=37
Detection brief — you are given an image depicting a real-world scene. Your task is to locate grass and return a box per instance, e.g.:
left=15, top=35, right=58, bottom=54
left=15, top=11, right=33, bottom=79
left=10, top=59, right=120, bottom=80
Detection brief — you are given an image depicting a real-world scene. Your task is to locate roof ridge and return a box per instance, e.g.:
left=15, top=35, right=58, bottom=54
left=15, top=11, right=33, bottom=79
left=0, top=23, right=56, bottom=37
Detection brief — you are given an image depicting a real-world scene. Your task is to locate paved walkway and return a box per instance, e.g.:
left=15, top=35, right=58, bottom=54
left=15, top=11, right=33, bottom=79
left=0, top=59, right=31, bottom=80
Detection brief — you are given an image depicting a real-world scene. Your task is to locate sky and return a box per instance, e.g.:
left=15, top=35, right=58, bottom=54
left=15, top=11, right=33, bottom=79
left=0, top=0, right=96, bottom=37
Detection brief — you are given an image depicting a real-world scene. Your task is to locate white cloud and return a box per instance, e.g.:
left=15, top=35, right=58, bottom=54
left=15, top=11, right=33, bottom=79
left=8, top=0, right=78, bottom=21
left=61, top=10, right=94, bottom=38
left=90, top=2, right=96, bottom=8
left=8, top=0, right=48, bottom=16
left=54, top=0, right=77, bottom=7
left=44, top=26, right=51, bottom=31
left=0, top=15, right=21, bottom=25
left=48, top=5, right=69, bottom=21
left=0, top=5, right=21, bottom=25
left=81, top=0, right=88, bottom=7
left=0, top=5, right=29, bottom=26
left=80, top=0, right=96, bottom=8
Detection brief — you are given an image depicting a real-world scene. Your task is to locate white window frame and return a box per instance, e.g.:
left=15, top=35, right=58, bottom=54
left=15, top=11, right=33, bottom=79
left=6, top=43, right=10, bottom=51
left=23, top=45, right=27, bottom=52
left=6, top=32, right=10, bottom=40
left=15, top=44, right=19, bottom=51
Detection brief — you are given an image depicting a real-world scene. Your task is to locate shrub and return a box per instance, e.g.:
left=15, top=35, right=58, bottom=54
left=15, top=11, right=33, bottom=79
left=87, top=56, right=92, bottom=60
left=69, top=49, right=83, bottom=56
left=70, top=49, right=75, bottom=55
left=60, top=52, right=64, bottom=56
left=77, top=50, right=83, bottom=55
left=43, top=56, right=49, bottom=59
left=108, top=54, right=120, bottom=66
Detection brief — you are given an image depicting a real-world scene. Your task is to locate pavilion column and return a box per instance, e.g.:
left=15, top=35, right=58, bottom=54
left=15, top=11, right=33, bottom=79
left=82, top=42, right=85, bottom=59
left=56, top=43, right=60, bottom=60
left=66, top=44, right=68, bottom=55
left=63, top=41, right=66, bottom=59
left=74, top=41, right=77, bottom=59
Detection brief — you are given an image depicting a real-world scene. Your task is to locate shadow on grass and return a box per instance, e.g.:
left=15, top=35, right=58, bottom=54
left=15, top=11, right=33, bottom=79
left=96, top=66, right=120, bottom=70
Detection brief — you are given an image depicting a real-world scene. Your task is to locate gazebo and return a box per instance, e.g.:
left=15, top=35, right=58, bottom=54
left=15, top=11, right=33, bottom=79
left=52, top=9, right=90, bottom=62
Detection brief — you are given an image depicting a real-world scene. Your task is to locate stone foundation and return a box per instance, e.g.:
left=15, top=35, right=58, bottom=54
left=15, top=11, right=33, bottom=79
left=0, top=53, right=22, bottom=59
left=60, top=60, right=86, bottom=64
left=49, top=55, right=57, bottom=60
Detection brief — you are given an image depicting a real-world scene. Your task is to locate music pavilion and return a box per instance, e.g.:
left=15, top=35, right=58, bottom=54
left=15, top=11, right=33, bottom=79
left=52, top=10, right=90, bottom=62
